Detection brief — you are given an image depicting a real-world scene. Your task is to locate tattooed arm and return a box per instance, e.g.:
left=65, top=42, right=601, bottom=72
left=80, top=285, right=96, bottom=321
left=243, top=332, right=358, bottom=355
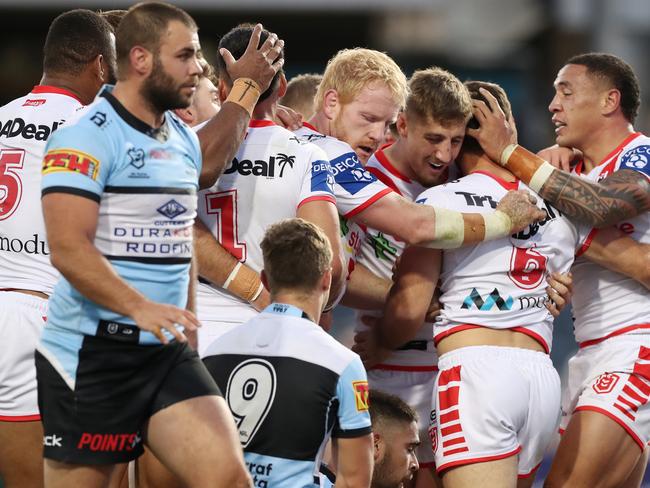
left=469, top=87, right=650, bottom=227
left=536, top=167, right=650, bottom=227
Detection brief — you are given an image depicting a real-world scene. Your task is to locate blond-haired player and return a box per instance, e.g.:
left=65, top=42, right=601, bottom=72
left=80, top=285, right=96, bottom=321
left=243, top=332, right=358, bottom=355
left=279, top=72, right=322, bottom=120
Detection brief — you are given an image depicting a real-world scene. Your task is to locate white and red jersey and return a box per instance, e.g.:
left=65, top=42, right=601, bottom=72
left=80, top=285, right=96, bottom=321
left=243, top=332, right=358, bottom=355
left=570, top=132, right=650, bottom=347
left=420, top=171, right=585, bottom=353
left=354, top=147, right=434, bottom=369
left=294, top=123, right=394, bottom=304
left=0, top=86, right=83, bottom=295
left=197, top=120, right=336, bottom=323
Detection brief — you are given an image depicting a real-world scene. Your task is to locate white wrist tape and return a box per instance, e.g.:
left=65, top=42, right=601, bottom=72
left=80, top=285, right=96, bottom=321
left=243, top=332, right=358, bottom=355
left=528, top=161, right=555, bottom=193
left=483, top=210, right=513, bottom=241
left=500, top=144, right=519, bottom=167
left=250, top=282, right=264, bottom=302
left=223, top=262, right=242, bottom=290
left=426, top=207, right=465, bottom=249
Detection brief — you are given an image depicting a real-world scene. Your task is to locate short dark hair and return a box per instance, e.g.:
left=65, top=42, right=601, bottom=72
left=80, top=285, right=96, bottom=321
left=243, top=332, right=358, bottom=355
left=566, top=52, right=640, bottom=123
left=43, top=9, right=115, bottom=76
left=463, top=80, right=512, bottom=156
left=115, top=2, right=197, bottom=80
left=215, top=23, right=284, bottom=103
left=406, top=67, right=472, bottom=126
left=369, top=390, right=418, bottom=431
left=98, top=9, right=127, bottom=32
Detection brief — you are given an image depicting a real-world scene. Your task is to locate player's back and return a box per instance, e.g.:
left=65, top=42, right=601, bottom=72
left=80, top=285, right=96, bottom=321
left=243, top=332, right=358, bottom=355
left=0, top=86, right=83, bottom=294
left=203, top=304, right=371, bottom=488
left=421, top=171, right=583, bottom=353
left=570, top=132, right=650, bottom=346
left=196, top=121, right=334, bottom=324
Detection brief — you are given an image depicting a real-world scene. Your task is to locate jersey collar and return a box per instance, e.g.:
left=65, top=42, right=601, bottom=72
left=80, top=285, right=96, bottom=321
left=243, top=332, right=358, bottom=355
left=263, top=303, right=314, bottom=322
left=31, top=85, right=83, bottom=104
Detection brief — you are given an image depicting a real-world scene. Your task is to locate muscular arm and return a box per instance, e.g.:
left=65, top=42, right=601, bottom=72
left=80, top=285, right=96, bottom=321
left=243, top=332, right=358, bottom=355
left=297, top=200, right=345, bottom=308
left=352, top=191, right=544, bottom=248
left=341, top=263, right=391, bottom=310
left=376, top=245, right=441, bottom=349
left=539, top=166, right=650, bottom=227
left=43, top=193, right=196, bottom=342
left=333, top=435, right=373, bottom=488
left=583, top=226, right=650, bottom=289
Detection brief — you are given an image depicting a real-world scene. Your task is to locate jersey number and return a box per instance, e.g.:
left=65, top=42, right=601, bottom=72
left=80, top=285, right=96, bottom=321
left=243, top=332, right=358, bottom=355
left=0, top=149, right=25, bottom=220
left=205, top=190, right=247, bottom=261
left=226, top=359, right=277, bottom=447
left=508, top=245, right=547, bottom=290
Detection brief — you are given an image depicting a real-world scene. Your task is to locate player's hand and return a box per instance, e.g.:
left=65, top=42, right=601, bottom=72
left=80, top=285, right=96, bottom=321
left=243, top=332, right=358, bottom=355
left=425, top=287, right=442, bottom=322
left=352, top=328, right=390, bottom=369
left=275, top=104, right=302, bottom=131
left=546, top=272, right=573, bottom=318
left=537, top=145, right=582, bottom=172
left=251, top=286, right=271, bottom=312
left=220, top=24, right=284, bottom=93
left=497, top=190, right=547, bottom=233
left=466, top=87, right=518, bottom=164
left=130, top=300, right=200, bottom=344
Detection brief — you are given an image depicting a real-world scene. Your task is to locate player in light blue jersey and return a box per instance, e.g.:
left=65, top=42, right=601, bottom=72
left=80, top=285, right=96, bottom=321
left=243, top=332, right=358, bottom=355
left=204, top=218, right=374, bottom=488
left=35, top=2, right=284, bottom=487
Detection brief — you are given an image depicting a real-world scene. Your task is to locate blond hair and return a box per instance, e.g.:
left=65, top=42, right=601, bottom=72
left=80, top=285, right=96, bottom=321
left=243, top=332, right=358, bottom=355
left=261, top=218, right=332, bottom=294
left=406, top=67, right=472, bottom=125
left=315, top=48, right=407, bottom=109
left=280, top=73, right=322, bottom=120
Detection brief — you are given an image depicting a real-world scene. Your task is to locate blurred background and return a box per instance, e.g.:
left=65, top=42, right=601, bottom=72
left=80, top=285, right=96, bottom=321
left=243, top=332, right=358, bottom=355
left=0, top=0, right=648, bottom=485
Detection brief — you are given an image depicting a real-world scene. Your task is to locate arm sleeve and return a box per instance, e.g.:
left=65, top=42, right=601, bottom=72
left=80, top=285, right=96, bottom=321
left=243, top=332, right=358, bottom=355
left=332, top=356, right=372, bottom=438
left=41, top=122, right=114, bottom=202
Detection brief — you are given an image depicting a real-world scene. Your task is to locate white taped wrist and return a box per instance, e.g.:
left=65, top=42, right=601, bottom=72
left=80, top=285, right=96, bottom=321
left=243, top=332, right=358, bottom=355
left=250, top=282, right=264, bottom=303
left=528, top=161, right=555, bottom=193
left=223, top=262, right=242, bottom=290
left=424, top=207, right=465, bottom=249
left=500, top=144, right=518, bottom=167
left=483, top=210, right=512, bottom=241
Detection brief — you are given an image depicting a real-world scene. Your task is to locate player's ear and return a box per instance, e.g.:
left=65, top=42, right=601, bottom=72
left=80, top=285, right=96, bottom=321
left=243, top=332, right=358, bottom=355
left=373, top=432, right=385, bottom=461
left=322, top=89, right=340, bottom=121
left=602, top=88, right=621, bottom=117
left=130, top=46, right=153, bottom=77
left=218, top=79, right=230, bottom=104
left=277, top=73, right=288, bottom=99
left=396, top=112, right=408, bottom=138
left=260, top=269, right=271, bottom=292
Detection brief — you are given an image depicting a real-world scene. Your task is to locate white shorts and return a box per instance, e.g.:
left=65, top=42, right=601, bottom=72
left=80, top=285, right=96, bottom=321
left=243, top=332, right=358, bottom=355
left=368, top=368, right=438, bottom=468
left=560, top=334, right=650, bottom=450
left=432, top=346, right=560, bottom=477
left=0, top=292, right=48, bottom=419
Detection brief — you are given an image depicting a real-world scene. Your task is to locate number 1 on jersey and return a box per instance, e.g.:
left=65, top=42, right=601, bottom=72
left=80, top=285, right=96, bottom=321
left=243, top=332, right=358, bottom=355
left=205, top=189, right=247, bottom=261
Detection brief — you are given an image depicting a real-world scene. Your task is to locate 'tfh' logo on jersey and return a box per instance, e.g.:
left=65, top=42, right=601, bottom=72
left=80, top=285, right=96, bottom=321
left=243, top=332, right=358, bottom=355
left=461, top=288, right=513, bottom=311
left=456, top=191, right=498, bottom=208
left=42, top=149, right=100, bottom=180
left=621, top=145, right=650, bottom=173
left=352, top=380, right=370, bottom=412
left=225, top=153, right=294, bottom=178
left=0, top=117, right=63, bottom=141
left=156, top=199, right=187, bottom=219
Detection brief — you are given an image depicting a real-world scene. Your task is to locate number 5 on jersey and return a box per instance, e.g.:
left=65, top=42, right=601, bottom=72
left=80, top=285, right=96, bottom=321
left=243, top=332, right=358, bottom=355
left=0, top=149, right=25, bottom=220
left=226, top=359, right=277, bottom=447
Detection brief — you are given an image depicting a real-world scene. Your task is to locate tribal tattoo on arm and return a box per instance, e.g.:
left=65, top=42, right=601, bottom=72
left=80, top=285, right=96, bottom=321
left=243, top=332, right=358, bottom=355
left=540, top=169, right=650, bottom=227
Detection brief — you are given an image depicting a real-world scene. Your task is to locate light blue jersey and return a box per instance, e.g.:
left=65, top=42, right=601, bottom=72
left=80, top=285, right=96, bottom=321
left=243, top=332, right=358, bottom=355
left=40, top=86, right=201, bottom=352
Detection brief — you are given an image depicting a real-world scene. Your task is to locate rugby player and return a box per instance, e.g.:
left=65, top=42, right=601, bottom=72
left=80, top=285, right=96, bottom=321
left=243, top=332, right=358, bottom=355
left=469, top=53, right=650, bottom=488
left=0, top=10, right=115, bottom=488
left=279, top=72, right=322, bottom=120
left=357, top=81, right=650, bottom=488
left=204, top=218, right=373, bottom=488
left=35, top=2, right=283, bottom=486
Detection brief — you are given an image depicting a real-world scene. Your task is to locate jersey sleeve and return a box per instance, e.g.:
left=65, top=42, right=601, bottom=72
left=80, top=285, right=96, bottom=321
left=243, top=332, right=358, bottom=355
left=332, top=356, right=372, bottom=438
left=330, top=149, right=393, bottom=218
left=619, top=143, right=650, bottom=180
left=297, top=144, right=336, bottom=208
left=41, top=121, right=114, bottom=202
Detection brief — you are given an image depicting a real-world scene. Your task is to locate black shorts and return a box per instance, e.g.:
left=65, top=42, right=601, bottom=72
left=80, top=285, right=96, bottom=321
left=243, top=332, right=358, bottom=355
left=36, top=334, right=221, bottom=465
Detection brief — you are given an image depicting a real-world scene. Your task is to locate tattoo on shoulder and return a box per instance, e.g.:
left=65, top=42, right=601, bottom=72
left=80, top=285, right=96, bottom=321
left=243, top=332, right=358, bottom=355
left=540, top=169, right=650, bottom=227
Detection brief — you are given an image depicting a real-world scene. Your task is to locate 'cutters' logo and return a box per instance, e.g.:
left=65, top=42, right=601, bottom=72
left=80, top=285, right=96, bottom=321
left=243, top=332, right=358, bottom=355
left=156, top=199, right=187, bottom=219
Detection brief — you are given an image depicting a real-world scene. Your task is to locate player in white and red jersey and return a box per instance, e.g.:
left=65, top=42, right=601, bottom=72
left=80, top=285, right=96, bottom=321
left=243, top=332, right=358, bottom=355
left=294, top=49, right=546, bottom=318
left=192, top=25, right=343, bottom=356
left=0, top=10, right=115, bottom=488
left=345, top=68, right=471, bottom=486
left=358, top=81, right=650, bottom=488
left=470, top=54, right=650, bottom=487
